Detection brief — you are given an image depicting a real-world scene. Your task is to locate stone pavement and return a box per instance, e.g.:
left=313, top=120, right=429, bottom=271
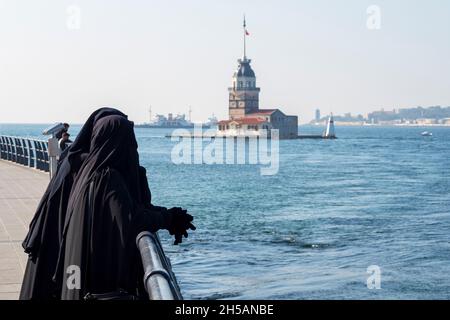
left=0, top=160, right=48, bottom=299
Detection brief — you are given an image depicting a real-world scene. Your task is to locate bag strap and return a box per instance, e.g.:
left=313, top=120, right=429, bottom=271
left=82, top=181, right=95, bottom=296
left=84, top=289, right=137, bottom=301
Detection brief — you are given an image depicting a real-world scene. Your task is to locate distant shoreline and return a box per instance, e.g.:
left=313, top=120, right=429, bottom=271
left=2, top=122, right=450, bottom=129
left=306, top=123, right=450, bottom=127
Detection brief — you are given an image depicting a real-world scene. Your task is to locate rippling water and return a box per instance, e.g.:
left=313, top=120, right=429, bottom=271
left=2, top=123, right=450, bottom=299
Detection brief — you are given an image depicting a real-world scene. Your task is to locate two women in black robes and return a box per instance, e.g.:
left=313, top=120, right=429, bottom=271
left=20, top=108, right=195, bottom=300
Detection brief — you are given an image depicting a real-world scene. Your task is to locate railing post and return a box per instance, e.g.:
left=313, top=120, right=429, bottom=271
left=9, top=137, right=14, bottom=161
left=26, top=139, right=32, bottom=168
left=17, top=138, right=24, bottom=165
left=6, top=137, right=11, bottom=161
left=47, top=137, right=60, bottom=179
left=30, top=140, right=37, bottom=169
left=11, top=137, right=17, bottom=163
left=0, top=137, right=4, bottom=159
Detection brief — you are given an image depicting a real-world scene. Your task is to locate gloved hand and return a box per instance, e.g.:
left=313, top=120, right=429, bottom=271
left=166, top=207, right=196, bottom=245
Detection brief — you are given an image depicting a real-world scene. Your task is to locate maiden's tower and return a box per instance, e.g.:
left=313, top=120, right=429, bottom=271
left=217, top=18, right=298, bottom=139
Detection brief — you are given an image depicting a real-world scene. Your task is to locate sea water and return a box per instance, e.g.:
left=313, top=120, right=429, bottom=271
left=1, top=124, right=449, bottom=299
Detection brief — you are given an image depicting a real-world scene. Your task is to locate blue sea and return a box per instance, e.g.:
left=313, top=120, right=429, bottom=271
left=1, top=123, right=450, bottom=300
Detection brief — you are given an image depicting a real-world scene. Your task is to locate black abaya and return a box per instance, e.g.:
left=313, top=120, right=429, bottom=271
left=60, top=168, right=165, bottom=299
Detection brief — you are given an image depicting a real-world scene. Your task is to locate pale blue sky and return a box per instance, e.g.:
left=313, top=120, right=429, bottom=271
left=1, top=0, right=449, bottom=123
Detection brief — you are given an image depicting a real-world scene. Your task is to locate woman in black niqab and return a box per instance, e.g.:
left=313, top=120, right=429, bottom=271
left=20, top=109, right=195, bottom=300
left=20, top=108, right=128, bottom=300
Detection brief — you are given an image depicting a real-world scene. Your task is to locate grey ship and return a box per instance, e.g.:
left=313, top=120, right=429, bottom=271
left=136, top=111, right=218, bottom=129
left=135, top=113, right=195, bottom=129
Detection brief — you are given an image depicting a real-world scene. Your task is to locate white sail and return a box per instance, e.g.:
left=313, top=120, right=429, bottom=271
left=323, top=114, right=336, bottom=138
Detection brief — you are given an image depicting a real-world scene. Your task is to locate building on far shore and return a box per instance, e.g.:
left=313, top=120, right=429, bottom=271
left=217, top=18, right=298, bottom=139
left=315, top=109, right=321, bottom=123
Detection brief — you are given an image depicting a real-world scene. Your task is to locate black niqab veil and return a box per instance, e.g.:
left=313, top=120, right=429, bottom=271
left=19, top=108, right=132, bottom=300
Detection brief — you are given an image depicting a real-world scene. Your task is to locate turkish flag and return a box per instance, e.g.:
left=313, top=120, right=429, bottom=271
left=245, top=30, right=250, bottom=36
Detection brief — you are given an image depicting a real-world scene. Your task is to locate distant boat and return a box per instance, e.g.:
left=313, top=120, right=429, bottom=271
left=421, top=131, right=433, bottom=137
left=136, top=113, right=195, bottom=129
left=204, top=114, right=218, bottom=128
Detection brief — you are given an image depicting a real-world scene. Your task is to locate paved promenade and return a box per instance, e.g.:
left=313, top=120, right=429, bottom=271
left=0, top=160, right=48, bottom=299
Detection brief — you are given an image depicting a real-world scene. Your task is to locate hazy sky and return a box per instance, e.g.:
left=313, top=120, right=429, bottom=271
left=1, top=0, right=450, bottom=124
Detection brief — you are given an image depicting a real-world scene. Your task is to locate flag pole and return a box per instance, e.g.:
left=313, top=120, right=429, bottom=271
left=243, top=15, right=246, bottom=59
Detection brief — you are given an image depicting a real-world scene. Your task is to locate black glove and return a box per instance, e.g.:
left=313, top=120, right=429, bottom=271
left=166, top=207, right=196, bottom=245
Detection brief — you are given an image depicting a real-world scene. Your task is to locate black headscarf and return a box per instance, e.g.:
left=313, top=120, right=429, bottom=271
left=68, top=114, right=142, bottom=207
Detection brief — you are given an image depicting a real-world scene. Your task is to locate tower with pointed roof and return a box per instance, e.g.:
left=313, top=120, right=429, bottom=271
left=228, top=16, right=260, bottom=120
left=218, top=16, right=299, bottom=139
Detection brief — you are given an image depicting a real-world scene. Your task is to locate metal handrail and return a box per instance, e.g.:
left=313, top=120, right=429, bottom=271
left=0, top=135, right=50, bottom=172
left=136, top=231, right=183, bottom=300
